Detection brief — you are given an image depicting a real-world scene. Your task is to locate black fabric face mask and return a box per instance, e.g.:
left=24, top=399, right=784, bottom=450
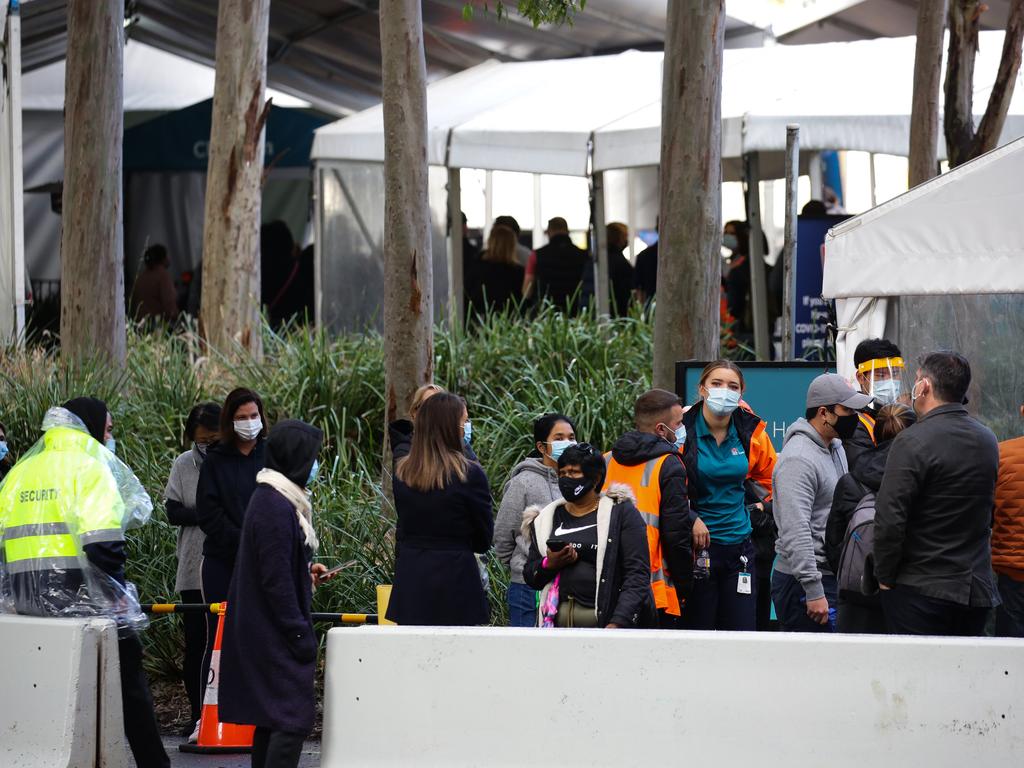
left=832, top=412, right=860, bottom=440
left=559, top=476, right=595, bottom=503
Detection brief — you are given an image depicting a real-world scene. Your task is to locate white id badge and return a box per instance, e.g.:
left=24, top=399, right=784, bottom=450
left=737, top=573, right=752, bottom=595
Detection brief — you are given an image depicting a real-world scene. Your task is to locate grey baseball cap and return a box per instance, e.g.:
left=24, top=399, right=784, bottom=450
left=806, top=373, right=873, bottom=410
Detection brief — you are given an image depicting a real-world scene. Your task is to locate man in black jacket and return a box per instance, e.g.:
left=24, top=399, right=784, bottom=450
left=531, top=217, right=589, bottom=313
left=603, top=389, right=692, bottom=628
left=874, top=352, right=1000, bottom=636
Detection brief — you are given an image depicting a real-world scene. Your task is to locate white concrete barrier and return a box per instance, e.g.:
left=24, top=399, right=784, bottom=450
left=322, top=627, right=1024, bottom=767
left=0, top=616, right=129, bottom=768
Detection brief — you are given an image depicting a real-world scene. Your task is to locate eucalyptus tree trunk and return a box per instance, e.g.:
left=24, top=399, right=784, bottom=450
left=60, top=0, right=125, bottom=365
left=909, top=0, right=948, bottom=187
left=379, top=0, right=434, bottom=430
left=200, top=0, right=270, bottom=359
left=944, top=0, right=1024, bottom=168
left=652, top=0, right=724, bottom=389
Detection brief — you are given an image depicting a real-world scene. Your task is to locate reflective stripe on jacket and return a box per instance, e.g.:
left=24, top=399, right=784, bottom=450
left=0, top=427, right=124, bottom=575
left=859, top=413, right=876, bottom=444
left=603, top=454, right=681, bottom=616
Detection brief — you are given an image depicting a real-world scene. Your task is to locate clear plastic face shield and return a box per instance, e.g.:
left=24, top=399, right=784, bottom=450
left=856, top=357, right=911, bottom=407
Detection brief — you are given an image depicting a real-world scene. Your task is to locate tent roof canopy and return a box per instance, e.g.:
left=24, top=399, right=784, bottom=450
left=22, top=40, right=309, bottom=112
left=822, top=135, right=1024, bottom=299
left=19, top=0, right=1018, bottom=116
left=312, top=32, right=1024, bottom=179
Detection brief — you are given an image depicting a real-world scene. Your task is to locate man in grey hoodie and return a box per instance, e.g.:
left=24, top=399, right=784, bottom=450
left=772, top=374, right=871, bottom=632
left=493, top=414, right=576, bottom=627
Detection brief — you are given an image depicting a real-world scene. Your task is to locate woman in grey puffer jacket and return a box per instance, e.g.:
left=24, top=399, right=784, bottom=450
left=493, top=413, right=576, bottom=626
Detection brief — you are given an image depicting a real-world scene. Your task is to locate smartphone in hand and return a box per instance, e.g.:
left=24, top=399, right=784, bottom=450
left=323, top=559, right=358, bottom=578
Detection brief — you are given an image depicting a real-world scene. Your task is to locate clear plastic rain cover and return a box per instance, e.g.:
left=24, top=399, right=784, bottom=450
left=0, top=407, right=153, bottom=631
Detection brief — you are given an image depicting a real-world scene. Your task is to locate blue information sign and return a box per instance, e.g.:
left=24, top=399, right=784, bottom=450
left=675, top=361, right=835, bottom=452
left=792, top=215, right=848, bottom=360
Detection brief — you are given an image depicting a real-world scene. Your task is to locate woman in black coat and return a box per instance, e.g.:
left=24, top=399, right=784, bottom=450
left=523, top=443, right=656, bottom=629
left=196, top=387, right=267, bottom=714
left=220, top=419, right=330, bottom=768
left=387, top=392, right=493, bottom=626
left=825, top=403, right=915, bottom=634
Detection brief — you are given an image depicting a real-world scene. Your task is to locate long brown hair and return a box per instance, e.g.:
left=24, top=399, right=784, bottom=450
left=482, top=225, right=519, bottom=266
left=396, top=392, right=468, bottom=491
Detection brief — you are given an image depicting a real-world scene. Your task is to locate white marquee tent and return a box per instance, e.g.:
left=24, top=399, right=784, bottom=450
left=312, top=31, right=1024, bottom=331
left=823, top=136, right=1024, bottom=402
left=313, top=32, right=1024, bottom=177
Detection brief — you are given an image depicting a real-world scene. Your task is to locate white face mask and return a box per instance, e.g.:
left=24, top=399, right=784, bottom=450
left=234, top=418, right=263, bottom=441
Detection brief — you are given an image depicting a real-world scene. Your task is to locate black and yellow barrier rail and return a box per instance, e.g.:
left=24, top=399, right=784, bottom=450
left=142, top=603, right=378, bottom=625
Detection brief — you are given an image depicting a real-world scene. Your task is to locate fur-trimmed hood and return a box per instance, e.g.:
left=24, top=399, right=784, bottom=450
left=520, top=482, right=636, bottom=538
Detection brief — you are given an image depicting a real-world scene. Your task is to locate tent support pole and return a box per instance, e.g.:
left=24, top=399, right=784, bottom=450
left=483, top=170, right=493, bottom=237
left=869, top=152, right=877, bottom=208
left=782, top=125, right=800, bottom=361
left=532, top=174, right=543, bottom=249
left=744, top=152, right=770, bottom=360
left=447, top=167, right=463, bottom=329
left=591, top=170, right=610, bottom=318
left=3, top=4, right=25, bottom=345
left=313, top=166, right=323, bottom=328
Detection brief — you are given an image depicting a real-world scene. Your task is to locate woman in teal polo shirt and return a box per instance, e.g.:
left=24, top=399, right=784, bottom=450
left=680, top=361, right=777, bottom=630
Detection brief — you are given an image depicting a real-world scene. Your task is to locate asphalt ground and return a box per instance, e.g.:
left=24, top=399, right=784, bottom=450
left=163, top=737, right=321, bottom=767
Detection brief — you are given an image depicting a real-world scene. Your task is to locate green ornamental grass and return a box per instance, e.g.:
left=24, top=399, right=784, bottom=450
left=0, top=303, right=747, bottom=679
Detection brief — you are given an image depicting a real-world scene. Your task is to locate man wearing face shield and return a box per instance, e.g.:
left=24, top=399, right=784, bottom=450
left=845, top=338, right=906, bottom=472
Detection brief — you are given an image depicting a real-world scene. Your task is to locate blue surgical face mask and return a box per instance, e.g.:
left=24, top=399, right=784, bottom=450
left=871, top=379, right=901, bottom=406
left=549, top=439, right=576, bottom=461
left=0, top=440, right=9, bottom=462
left=673, top=424, right=686, bottom=449
left=307, top=459, right=319, bottom=487
left=705, top=387, right=741, bottom=416
left=105, top=437, right=117, bottom=455
left=463, top=421, right=473, bottom=447
left=722, top=233, right=739, bottom=251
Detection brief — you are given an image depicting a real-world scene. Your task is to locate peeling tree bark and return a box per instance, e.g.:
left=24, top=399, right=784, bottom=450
left=945, top=0, right=1024, bottom=168
left=200, top=0, right=270, bottom=359
left=652, top=0, right=724, bottom=389
left=60, top=0, right=125, bottom=365
left=909, top=0, right=948, bottom=187
left=379, top=0, right=433, bottom=430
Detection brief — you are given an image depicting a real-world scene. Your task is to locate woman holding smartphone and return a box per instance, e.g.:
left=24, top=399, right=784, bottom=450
left=523, top=444, right=655, bottom=629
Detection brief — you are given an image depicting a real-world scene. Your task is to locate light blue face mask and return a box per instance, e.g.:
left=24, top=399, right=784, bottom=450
left=105, top=437, right=117, bottom=455
left=722, top=233, right=739, bottom=251
left=673, top=424, right=686, bottom=449
left=307, top=459, right=319, bottom=487
left=871, top=379, right=901, bottom=406
left=0, top=440, right=8, bottom=463
left=463, top=421, right=473, bottom=446
left=549, top=439, right=576, bottom=461
left=705, top=387, right=742, bottom=416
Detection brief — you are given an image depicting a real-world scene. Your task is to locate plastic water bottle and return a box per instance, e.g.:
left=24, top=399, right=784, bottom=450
left=694, top=549, right=711, bottom=580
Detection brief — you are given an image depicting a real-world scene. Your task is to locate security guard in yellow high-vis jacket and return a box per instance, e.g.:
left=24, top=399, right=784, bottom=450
left=0, top=397, right=169, bottom=768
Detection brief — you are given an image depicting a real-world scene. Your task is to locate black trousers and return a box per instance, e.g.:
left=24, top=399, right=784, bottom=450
left=180, top=588, right=205, bottom=723
left=199, top=555, right=234, bottom=707
left=119, top=634, right=170, bottom=768
left=881, top=585, right=990, bottom=637
left=836, top=597, right=887, bottom=634
left=682, top=539, right=758, bottom=631
left=252, top=727, right=306, bottom=768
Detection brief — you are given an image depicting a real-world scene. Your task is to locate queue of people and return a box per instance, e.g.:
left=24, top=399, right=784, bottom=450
left=2, top=339, right=1022, bottom=767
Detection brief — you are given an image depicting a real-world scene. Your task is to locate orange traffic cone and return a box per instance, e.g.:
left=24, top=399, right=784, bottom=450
left=179, top=602, right=255, bottom=754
